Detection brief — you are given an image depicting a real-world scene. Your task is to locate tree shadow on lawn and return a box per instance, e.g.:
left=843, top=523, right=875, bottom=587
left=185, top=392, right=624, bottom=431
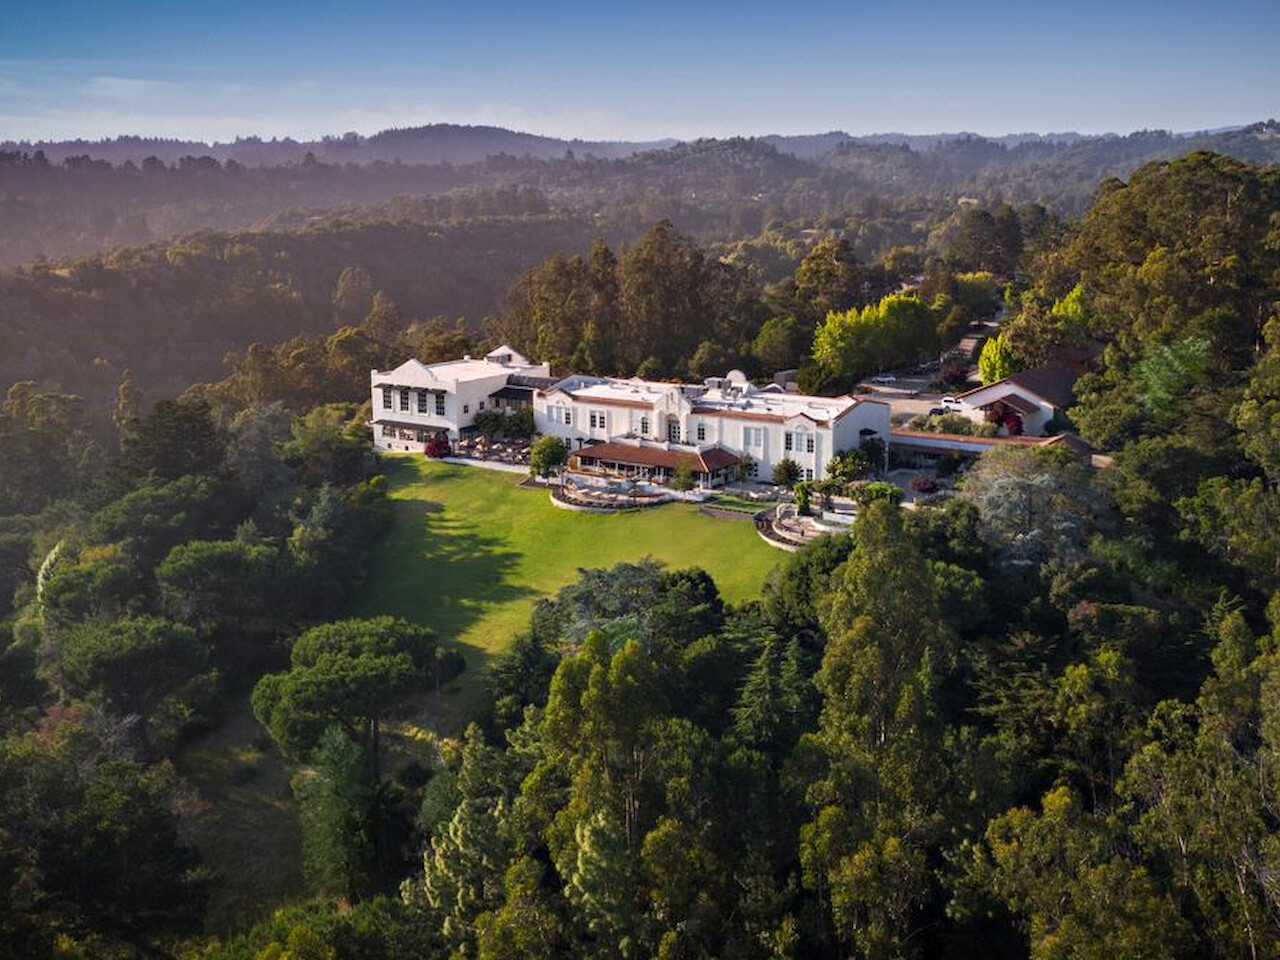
left=358, top=493, right=536, bottom=729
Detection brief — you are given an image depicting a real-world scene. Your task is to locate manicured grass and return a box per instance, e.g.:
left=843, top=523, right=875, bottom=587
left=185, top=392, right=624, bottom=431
left=352, top=456, right=782, bottom=727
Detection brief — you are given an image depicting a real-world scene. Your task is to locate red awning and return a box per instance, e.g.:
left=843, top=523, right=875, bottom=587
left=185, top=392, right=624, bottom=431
left=570, top=442, right=740, bottom=474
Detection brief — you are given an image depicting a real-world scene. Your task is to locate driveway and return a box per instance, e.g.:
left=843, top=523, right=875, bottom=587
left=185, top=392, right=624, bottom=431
left=858, top=368, right=983, bottom=422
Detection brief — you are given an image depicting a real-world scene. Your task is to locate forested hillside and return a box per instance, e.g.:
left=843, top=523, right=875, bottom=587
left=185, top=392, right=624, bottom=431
left=3, top=121, right=1278, bottom=265
left=0, top=182, right=1026, bottom=416
left=0, top=210, right=597, bottom=407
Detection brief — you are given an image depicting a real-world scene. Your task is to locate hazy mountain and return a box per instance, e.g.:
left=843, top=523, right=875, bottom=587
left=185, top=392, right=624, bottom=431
left=2, top=120, right=1277, bottom=268
left=0, top=124, right=675, bottom=167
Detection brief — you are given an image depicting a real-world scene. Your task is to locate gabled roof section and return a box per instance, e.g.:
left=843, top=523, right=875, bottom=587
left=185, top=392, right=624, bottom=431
left=978, top=392, right=1041, bottom=415
left=485, top=344, right=530, bottom=366
left=958, top=362, right=1081, bottom=410
left=387, top=358, right=432, bottom=378
left=833, top=395, right=890, bottom=419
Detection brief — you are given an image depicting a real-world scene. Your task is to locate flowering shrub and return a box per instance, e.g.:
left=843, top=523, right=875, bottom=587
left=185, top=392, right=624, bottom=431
left=424, top=434, right=452, bottom=458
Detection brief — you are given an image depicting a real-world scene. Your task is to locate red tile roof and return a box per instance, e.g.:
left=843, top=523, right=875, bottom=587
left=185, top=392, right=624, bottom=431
left=570, top=442, right=740, bottom=474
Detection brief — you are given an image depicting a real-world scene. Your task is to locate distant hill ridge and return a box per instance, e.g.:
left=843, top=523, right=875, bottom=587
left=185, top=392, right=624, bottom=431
left=3, top=120, right=1270, bottom=167
left=0, top=123, right=676, bottom=166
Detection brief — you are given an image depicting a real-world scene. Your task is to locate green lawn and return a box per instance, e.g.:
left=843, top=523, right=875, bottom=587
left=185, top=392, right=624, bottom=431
left=353, top=456, right=782, bottom=726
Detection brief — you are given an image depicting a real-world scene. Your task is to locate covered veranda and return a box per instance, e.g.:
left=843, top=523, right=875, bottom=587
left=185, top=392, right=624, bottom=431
left=568, top=441, right=740, bottom=489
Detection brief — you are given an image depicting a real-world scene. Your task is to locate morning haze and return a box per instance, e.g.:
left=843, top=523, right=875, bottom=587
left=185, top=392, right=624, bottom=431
left=2, top=3, right=1279, bottom=959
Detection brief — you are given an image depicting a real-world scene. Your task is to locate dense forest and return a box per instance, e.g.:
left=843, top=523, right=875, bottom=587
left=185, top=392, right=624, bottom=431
left=1, top=149, right=1280, bottom=959
left=2, top=121, right=1278, bottom=266
left=0, top=182, right=1027, bottom=417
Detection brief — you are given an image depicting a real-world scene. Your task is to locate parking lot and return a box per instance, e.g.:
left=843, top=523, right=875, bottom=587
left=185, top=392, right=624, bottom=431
left=858, top=371, right=971, bottom=422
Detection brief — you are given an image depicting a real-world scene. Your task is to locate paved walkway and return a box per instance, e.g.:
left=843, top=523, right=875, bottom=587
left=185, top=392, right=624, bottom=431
left=437, top=456, right=530, bottom=476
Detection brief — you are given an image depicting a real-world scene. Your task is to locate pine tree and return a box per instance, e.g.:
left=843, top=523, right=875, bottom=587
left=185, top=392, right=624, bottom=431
left=113, top=368, right=140, bottom=453
left=414, top=726, right=512, bottom=954
left=801, top=500, right=957, bottom=958
left=293, top=726, right=372, bottom=900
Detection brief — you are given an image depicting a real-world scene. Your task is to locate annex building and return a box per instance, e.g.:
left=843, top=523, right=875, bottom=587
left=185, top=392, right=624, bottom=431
left=953, top=362, right=1081, bottom=437
left=370, top=346, right=554, bottom=451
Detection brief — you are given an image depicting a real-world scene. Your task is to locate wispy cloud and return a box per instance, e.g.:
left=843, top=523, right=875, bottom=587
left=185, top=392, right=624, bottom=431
left=84, top=75, right=177, bottom=99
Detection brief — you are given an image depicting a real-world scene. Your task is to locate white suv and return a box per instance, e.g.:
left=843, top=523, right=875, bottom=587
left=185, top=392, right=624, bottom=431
left=941, top=396, right=963, bottom=411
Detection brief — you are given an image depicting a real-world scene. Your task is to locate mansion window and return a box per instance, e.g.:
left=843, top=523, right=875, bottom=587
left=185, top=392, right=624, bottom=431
left=553, top=406, right=573, bottom=425
left=417, top=391, right=429, bottom=413
left=381, top=424, right=393, bottom=437
left=479, top=401, right=485, bottom=411
left=463, top=404, right=470, bottom=414
left=805, top=468, right=814, bottom=481
left=436, top=393, right=446, bottom=416
left=382, top=389, right=392, bottom=410
left=784, top=432, right=793, bottom=452
left=806, top=434, right=815, bottom=453
left=640, top=416, right=650, bottom=435
left=743, top=426, right=763, bottom=447
left=696, top=423, right=706, bottom=441
left=400, top=388, right=410, bottom=412
left=589, top=410, right=605, bottom=429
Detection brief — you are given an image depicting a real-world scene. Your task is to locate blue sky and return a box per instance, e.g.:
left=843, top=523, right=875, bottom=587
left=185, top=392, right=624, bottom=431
left=2, top=0, right=1277, bottom=142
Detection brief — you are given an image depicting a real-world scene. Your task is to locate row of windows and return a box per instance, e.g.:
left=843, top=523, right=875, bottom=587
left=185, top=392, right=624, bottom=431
left=545, top=406, right=830, bottom=460
left=383, top=388, right=447, bottom=416
left=783, top=431, right=815, bottom=453
left=380, top=425, right=428, bottom=441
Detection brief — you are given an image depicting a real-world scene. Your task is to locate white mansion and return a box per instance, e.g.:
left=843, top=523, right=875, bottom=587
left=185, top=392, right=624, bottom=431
left=371, top=348, right=891, bottom=487
left=371, top=346, right=553, bottom=450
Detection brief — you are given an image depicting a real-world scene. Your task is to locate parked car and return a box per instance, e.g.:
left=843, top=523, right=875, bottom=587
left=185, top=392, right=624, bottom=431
left=941, top=396, right=964, bottom=410
left=871, top=373, right=897, bottom=385
left=928, top=407, right=946, bottom=416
